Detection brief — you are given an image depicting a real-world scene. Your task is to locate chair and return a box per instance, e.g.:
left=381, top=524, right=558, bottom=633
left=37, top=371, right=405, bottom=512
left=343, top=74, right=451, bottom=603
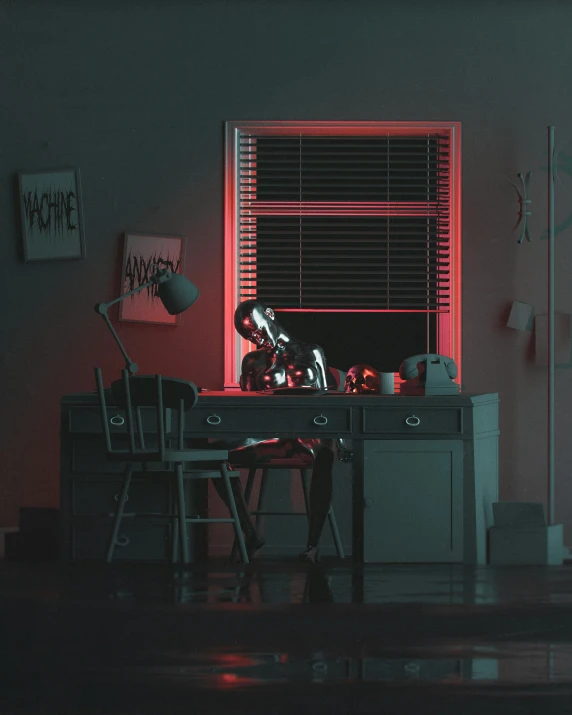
left=230, top=367, right=347, bottom=561
left=94, top=368, right=250, bottom=564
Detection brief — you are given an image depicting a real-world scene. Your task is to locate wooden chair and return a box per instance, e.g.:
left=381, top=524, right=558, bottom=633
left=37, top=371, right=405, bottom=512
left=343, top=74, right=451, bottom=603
left=94, top=368, right=249, bottom=564
left=230, top=367, right=347, bottom=561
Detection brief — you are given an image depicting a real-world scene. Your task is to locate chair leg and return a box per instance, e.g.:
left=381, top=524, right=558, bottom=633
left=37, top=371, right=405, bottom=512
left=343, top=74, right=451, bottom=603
left=171, top=518, right=179, bottom=564
left=244, top=467, right=257, bottom=506
left=106, top=466, right=132, bottom=563
left=255, top=469, right=270, bottom=533
left=175, top=464, right=190, bottom=564
left=170, top=477, right=179, bottom=563
left=230, top=467, right=257, bottom=563
left=221, top=462, right=249, bottom=564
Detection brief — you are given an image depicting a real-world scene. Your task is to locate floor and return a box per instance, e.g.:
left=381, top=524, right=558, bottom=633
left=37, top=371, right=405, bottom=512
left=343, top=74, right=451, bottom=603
left=2, top=558, right=572, bottom=714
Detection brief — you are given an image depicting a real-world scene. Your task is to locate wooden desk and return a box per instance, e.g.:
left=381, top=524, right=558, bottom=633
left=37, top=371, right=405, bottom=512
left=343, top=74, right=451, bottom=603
left=60, top=391, right=499, bottom=564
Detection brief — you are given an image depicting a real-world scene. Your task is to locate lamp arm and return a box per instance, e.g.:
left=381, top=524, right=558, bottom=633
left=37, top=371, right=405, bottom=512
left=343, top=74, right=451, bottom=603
left=100, top=278, right=156, bottom=309
left=94, top=306, right=137, bottom=375
left=94, top=279, right=156, bottom=375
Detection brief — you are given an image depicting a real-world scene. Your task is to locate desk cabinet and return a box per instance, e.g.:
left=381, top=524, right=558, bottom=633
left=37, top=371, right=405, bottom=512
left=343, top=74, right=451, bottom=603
left=61, top=391, right=499, bottom=564
left=363, top=441, right=463, bottom=562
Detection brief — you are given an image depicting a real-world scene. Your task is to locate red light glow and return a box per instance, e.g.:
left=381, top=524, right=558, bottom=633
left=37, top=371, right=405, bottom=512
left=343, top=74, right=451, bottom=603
left=225, top=121, right=462, bottom=389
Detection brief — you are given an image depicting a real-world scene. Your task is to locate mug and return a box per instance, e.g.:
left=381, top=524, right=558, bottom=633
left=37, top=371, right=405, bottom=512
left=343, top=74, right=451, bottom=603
left=380, top=372, right=395, bottom=395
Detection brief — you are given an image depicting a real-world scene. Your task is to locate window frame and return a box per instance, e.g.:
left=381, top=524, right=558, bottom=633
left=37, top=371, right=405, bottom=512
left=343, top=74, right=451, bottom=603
left=224, top=120, right=462, bottom=389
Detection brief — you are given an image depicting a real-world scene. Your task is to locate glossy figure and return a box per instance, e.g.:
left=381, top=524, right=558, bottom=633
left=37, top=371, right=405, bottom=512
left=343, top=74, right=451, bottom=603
left=211, top=300, right=336, bottom=562
left=236, top=301, right=328, bottom=391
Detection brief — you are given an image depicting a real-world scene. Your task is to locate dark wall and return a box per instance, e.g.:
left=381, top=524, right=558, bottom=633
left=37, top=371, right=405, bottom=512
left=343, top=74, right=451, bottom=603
left=1, top=0, right=572, bottom=543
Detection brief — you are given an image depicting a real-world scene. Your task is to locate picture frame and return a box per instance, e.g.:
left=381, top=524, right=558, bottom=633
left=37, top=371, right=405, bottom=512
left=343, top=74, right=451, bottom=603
left=17, top=168, right=86, bottom=262
left=118, top=232, right=186, bottom=325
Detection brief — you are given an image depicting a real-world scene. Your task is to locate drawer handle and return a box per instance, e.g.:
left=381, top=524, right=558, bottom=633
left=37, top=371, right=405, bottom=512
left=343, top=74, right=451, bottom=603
left=404, top=662, right=421, bottom=675
left=206, top=414, right=222, bottom=425
left=110, top=415, right=125, bottom=426
left=405, top=415, right=421, bottom=427
left=114, top=493, right=129, bottom=502
left=313, top=414, right=328, bottom=426
left=115, top=535, right=130, bottom=547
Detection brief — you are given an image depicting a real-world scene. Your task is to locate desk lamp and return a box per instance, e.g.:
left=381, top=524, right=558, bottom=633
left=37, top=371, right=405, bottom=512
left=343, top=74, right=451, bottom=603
left=94, top=264, right=199, bottom=375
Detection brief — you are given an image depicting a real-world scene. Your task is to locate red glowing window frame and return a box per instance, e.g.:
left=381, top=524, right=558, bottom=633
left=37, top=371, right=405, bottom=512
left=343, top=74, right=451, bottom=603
left=224, top=121, right=462, bottom=389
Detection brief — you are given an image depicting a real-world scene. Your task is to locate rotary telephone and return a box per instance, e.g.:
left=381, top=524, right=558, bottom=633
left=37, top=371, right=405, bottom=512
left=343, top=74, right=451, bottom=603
left=399, top=353, right=459, bottom=395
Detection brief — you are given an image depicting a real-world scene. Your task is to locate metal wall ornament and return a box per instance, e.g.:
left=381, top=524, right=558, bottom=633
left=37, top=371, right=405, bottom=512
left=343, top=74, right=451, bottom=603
left=509, top=139, right=572, bottom=245
left=510, top=171, right=533, bottom=244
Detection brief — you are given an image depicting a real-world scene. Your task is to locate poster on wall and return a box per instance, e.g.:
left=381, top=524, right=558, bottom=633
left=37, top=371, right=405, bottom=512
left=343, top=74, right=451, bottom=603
left=119, top=232, right=186, bottom=325
left=17, top=168, right=86, bottom=262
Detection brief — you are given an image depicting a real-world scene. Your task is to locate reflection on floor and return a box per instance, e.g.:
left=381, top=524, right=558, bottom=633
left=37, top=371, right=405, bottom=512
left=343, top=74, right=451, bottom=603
left=2, top=559, right=572, bottom=713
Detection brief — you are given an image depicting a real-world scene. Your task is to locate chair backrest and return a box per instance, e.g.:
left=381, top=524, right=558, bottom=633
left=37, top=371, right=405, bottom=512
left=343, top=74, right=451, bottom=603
left=94, top=368, right=199, bottom=459
left=110, top=374, right=199, bottom=410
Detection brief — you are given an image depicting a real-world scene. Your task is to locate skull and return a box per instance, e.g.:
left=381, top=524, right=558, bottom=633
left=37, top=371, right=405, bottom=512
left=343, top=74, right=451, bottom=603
left=344, top=364, right=381, bottom=394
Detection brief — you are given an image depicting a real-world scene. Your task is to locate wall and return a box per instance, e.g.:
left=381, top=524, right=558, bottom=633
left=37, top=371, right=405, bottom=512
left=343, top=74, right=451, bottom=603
left=1, top=0, right=572, bottom=547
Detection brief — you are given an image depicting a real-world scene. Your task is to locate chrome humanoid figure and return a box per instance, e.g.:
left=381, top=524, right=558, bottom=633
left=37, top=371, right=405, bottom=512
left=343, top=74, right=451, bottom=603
left=211, top=299, right=336, bottom=563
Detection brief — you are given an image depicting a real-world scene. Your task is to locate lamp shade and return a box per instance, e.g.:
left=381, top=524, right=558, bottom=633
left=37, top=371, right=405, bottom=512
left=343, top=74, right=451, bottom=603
left=158, top=272, right=200, bottom=315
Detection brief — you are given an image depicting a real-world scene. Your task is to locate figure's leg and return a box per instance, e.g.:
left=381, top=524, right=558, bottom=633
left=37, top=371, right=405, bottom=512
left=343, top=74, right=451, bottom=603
left=301, top=440, right=334, bottom=562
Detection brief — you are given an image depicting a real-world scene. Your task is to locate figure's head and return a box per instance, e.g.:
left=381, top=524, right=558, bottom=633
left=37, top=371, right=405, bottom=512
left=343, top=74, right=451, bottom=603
left=234, top=300, right=280, bottom=348
left=344, top=364, right=381, bottom=395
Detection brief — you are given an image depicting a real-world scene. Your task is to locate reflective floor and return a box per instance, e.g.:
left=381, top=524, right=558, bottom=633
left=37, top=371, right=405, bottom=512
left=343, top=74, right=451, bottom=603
left=2, top=559, right=572, bottom=713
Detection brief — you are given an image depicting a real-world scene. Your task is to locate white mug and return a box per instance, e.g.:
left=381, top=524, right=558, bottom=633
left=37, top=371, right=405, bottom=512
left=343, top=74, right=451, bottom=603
left=380, top=372, right=395, bottom=395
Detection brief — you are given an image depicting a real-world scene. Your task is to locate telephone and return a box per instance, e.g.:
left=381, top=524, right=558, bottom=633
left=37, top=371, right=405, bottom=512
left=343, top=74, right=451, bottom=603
left=399, top=353, right=459, bottom=395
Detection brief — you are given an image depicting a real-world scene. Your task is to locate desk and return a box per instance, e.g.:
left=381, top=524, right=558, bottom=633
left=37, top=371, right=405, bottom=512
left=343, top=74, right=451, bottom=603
left=60, top=391, right=499, bottom=564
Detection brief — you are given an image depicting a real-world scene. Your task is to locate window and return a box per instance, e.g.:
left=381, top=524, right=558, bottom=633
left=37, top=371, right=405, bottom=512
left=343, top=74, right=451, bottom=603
left=224, top=121, right=461, bottom=388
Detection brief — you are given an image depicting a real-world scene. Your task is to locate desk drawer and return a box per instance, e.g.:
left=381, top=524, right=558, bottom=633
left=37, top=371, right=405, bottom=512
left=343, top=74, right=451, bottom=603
left=72, top=518, right=170, bottom=561
left=70, top=436, right=163, bottom=474
left=72, top=479, right=170, bottom=516
left=363, top=407, right=463, bottom=435
left=185, top=405, right=352, bottom=435
left=68, top=407, right=169, bottom=434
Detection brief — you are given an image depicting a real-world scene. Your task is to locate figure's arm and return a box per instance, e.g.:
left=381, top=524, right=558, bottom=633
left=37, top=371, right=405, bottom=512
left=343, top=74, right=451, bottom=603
left=264, top=346, right=323, bottom=388
left=259, top=348, right=286, bottom=389
left=240, top=349, right=267, bottom=391
left=311, top=347, right=328, bottom=389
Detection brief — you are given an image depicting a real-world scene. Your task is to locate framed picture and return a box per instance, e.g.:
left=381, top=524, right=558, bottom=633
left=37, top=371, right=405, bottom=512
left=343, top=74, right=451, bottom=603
left=17, top=168, right=85, bottom=262
left=119, top=232, right=186, bottom=325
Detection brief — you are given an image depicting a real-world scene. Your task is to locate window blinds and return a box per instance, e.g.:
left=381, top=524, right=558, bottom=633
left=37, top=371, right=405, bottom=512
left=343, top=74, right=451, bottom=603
left=238, top=134, right=451, bottom=311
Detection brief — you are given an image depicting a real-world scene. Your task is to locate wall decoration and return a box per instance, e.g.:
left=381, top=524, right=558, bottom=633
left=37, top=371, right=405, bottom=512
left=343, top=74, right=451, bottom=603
left=17, top=168, right=86, bottom=262
left=118, top=232, right=186, bottom=325
left=509, top=171, right=532, bottom=244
